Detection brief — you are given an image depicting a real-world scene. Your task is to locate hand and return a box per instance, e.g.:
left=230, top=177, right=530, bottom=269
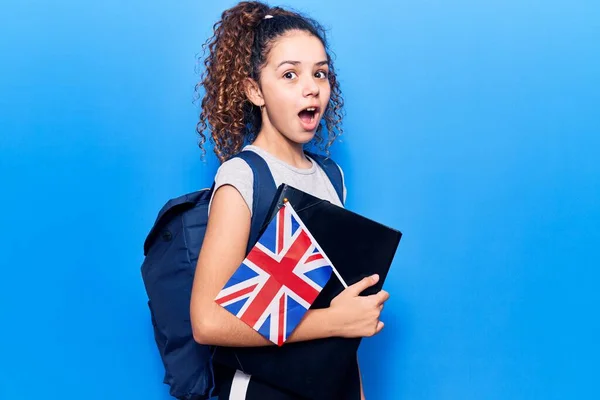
left=328, top=274, right=389, bottom=338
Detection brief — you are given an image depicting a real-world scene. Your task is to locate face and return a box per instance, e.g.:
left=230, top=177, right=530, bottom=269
left=252, top=30, right=331, bottom=144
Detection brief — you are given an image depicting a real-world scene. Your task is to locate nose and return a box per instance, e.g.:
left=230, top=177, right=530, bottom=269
left=302, top=75, right=320, bottom=97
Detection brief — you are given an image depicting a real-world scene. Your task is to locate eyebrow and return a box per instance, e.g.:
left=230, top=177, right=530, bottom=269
left=276, top=60, right=329, bottom=68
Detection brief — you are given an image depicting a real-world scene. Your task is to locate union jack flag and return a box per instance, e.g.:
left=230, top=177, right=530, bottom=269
left=215, top=201, right=334, bottom=346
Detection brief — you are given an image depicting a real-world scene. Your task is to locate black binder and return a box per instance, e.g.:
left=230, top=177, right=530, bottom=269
left=213, top=184, right=402, bottom=399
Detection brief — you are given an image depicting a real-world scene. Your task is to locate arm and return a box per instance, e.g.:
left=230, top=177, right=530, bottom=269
left=190, top=185, right=338, bottom=347
left=190, top=184, right=389, bottom=347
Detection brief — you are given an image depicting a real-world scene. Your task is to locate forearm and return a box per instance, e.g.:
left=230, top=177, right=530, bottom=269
left=287, top=308, right=337, bottom=343
left=193, top=304, right=272, bottom=347
left=193, top=304, right=336, bottom=347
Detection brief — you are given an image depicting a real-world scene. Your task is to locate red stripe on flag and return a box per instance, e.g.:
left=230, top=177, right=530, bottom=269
left=215, top=283, right=258, bottom=305
left=241, top=278, right=283, bottom=328
left=277, top=294, right=285, bottom=346
left=276, top=230, right=321, bottom=303
left=247, top=230, right=320, bottom=304
left=305, top=252, right=323, bottom=263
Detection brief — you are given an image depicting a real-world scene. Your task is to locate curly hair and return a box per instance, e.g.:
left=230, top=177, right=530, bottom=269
left=195, top=1, right=345, bottom=163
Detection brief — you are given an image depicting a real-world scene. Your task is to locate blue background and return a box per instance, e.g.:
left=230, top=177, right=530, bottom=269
left=1, top=0, right=598, bottom=399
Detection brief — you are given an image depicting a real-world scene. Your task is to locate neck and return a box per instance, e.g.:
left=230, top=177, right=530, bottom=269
left=252, top=125, right=311, bottom=169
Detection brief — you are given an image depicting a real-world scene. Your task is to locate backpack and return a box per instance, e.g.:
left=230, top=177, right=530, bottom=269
left=140, top=149, right=345, bottom=399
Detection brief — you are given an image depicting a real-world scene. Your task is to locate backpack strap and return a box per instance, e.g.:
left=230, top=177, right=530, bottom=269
left=304, top=151, right=345, bottom=206
left=232, top=150, right=345, bottom=253
left=232, top=151, right=278, bottom=254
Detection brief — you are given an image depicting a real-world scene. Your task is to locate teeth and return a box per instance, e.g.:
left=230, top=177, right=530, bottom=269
left=306, top=107, right=316, bottom=112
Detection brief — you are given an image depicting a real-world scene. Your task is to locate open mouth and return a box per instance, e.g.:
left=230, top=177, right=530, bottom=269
left=298, top=107, right=319, bottom=127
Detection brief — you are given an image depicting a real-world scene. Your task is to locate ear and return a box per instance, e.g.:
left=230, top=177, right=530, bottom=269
left=243, top=77, right=264, bottom=107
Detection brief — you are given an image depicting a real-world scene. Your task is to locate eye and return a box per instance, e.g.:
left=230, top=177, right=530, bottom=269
left=315, top=70, right=329, bottom=79
left=283, top=71, right=298, bottom=80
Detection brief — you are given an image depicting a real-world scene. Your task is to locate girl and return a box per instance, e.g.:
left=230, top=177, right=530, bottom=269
left=190, top=2, right=389, bottom=398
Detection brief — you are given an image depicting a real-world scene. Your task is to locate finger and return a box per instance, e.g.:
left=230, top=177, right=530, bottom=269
left=378, top=290, right=390, bottom=304
left=346, top=274, right=379, bottom=297
left=369, top=290, right=389, bottom=305
left=375, top=320, right=385, bottom=334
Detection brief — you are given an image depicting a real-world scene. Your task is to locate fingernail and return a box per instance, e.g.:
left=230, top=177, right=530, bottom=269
left=372, top=274, right=379, bottom=282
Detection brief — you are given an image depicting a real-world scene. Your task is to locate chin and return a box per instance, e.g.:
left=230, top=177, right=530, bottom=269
left=292, top=131, right=317, bottom=145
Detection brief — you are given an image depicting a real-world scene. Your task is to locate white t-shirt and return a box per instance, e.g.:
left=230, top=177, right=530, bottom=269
left=208, top=145, right=346, bottom=216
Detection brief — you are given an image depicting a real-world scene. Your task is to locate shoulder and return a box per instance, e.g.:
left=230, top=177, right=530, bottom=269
left=215, top=156, right=254, bottom=184
left=211, top=156, right=255, bottom=215
left=307, top=152, right=348, bottom=204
